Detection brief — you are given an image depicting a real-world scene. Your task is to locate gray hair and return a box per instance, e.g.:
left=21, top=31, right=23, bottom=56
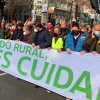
left=23, top=25, right=32, bottom=31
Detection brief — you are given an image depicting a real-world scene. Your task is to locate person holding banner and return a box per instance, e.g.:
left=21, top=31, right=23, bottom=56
left=83, top=24, right=100, bottom=54
left=23, top=25, right=36, bottom=44
left=12, top=21, right=24, bottom=41
left=32, top=23, right=51, bottom=49
left=47, top=26, right=65, bottom=53
left=65, top=22, right=88, bottom=54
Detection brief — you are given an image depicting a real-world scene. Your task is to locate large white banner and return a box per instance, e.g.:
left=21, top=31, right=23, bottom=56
left=0, top=39, right=100, bottom=100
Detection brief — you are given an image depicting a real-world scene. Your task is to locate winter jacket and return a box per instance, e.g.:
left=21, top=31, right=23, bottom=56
left=33, top=28, right=51, bottom=48
left=65, top=32, right=88, bottom=52
left=12, top=29, right=24, bottom=41
left=83, top=37, right=100, bottom=53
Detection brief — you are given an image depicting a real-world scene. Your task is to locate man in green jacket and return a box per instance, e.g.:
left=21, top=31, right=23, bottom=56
left=83, top=24, right=100, bottom=54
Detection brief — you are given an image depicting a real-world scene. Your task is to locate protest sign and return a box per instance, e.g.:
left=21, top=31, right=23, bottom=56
left=0, top=39, right=100, bottom=100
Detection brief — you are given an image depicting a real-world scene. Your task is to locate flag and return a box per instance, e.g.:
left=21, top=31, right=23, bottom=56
left=90, top=0, right=100, bottom=14
left=24, top=17, right=30, bottom=25
left=12, top=20, right=17, bottom=25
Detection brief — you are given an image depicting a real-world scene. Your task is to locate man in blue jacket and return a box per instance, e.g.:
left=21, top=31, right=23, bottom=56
left=32, top=23, right=51, bottom=49
left=65, top=22, right=88, bottom=54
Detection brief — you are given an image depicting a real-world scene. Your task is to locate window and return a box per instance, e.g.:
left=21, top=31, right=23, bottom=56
left=37, top=0, right=42, bottom=3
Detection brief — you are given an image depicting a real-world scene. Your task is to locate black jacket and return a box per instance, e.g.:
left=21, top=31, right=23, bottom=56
left=12, top=29, right=24, bottom=41
left=33, top=28, right=51, bottom=48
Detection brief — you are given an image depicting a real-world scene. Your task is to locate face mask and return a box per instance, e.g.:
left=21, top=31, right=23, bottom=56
left=23, top=32, right=27, bottom=35
left=94, top=30, right=100, bottom=38
left=61, top=28, right=66, bottom=33
left=34, top=29, right=38, bottom=32
left=72, top=30, right=79, bottom=36
left=47, top=25, right=52, bottom=29
left=53, top=33, right=57, bottom=37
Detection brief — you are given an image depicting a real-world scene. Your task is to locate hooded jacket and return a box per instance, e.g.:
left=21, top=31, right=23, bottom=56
left=65, top=32, right=88, bottom=52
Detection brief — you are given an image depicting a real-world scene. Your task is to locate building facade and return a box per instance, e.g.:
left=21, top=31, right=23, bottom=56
left=3, top=0, right=72, bottom=23
left=4, top=0, right=34, bottom=22
left=32, top=0, right=72, bottom=24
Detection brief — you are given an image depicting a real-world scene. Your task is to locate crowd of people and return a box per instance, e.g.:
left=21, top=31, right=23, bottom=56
left=0, top=20, right=100, bottom=55
left=0, top=20, right=100, bottom=100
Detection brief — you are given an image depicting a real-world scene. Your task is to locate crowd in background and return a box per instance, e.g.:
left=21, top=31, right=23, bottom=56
left=0, top=20, right=100, bottom=55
